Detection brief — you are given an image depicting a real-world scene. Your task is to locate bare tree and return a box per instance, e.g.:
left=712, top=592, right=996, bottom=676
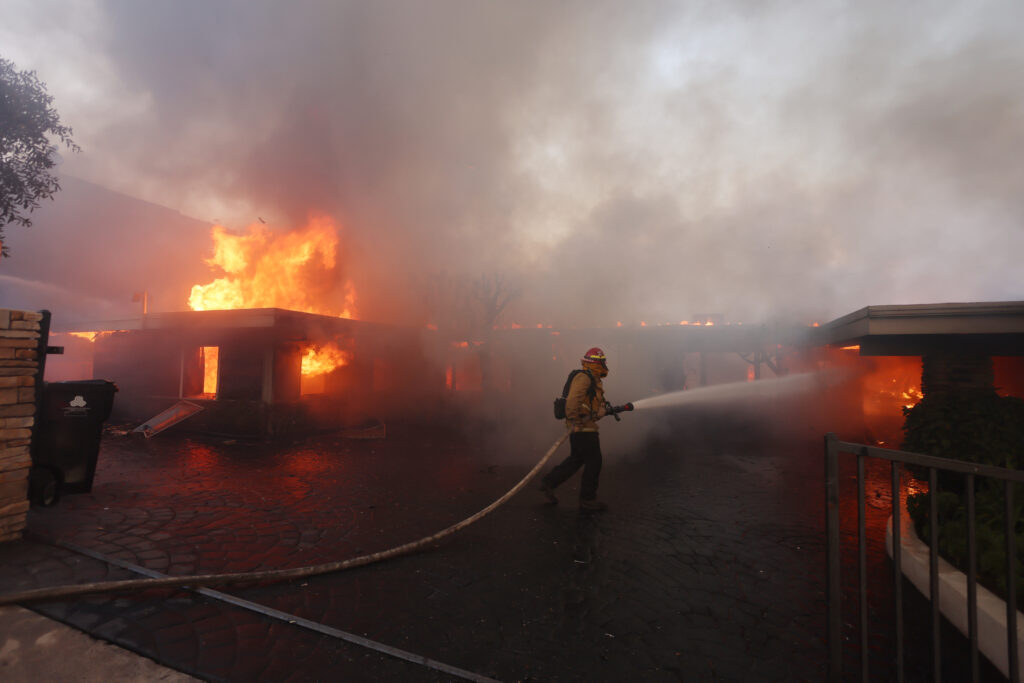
left=472, top=273, right=519, bottom=333
left=471, top=273, right=519, bottom=391
left=421, top=270, right=477, bottom=339
left=421, top=271, right=520, bottom=392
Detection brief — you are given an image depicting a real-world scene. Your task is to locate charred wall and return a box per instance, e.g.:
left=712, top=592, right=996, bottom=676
left=94, top=330, right=181, bottom=399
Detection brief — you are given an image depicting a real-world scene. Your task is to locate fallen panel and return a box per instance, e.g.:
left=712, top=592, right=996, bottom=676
left=133, top=400, right=204, bottom=438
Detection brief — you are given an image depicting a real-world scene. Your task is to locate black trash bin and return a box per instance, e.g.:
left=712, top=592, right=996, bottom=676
left=31, top=380, right=118, bottom=501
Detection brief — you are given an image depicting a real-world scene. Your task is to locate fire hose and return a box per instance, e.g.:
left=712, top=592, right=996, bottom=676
left=0, top=432, right=571, bottom=607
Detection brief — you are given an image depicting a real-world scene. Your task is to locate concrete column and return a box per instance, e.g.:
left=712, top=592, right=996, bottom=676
left=921, top=353, right=994, bottom=397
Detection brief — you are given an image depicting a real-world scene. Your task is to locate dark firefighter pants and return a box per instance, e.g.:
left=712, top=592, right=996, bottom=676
left=542, top=431, right=602, bottom=501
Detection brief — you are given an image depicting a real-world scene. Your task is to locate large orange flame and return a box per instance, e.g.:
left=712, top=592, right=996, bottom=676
left=302, top=343, right=352, bottom=378
left=188, top=214, right=356, bottom=318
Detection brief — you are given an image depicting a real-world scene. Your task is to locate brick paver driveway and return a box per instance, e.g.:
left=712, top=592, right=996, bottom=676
left=0, top=409, right=832, bottom=681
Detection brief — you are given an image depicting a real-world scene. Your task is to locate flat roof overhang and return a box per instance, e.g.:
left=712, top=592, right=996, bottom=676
left=58, top=311, right=811, bottom=352
left=51, top=308, right=410, bottom=346
left=55, top=307, right=355, bottom=332
left=817, top=301, right=1024, bottom=356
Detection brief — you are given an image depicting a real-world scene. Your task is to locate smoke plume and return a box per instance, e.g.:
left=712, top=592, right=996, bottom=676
left=1, top=0, right=1022, bottom=326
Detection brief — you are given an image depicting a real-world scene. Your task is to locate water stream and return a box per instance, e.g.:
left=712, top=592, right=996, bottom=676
left=630, top=372, right=829, bottom=411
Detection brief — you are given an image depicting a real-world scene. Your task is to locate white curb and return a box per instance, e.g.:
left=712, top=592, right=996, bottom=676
left=887, top=499, right=1024, bottom=679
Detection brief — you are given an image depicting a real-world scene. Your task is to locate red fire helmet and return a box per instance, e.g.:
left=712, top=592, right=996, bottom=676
left=581, top=347, right=608, bottom=369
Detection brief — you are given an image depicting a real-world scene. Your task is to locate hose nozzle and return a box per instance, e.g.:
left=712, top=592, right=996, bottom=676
left=608, top=402, right=634, bottom=415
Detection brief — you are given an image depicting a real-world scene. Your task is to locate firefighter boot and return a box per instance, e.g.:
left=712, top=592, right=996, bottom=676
left=539, top=483, right=558, bottom=505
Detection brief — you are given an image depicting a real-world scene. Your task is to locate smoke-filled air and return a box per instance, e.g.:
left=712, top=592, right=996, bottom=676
left=1, top=0, right=1023, bottom=326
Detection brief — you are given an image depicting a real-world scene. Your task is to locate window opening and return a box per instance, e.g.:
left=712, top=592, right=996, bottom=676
left=200, top=346, right=219, bottom=397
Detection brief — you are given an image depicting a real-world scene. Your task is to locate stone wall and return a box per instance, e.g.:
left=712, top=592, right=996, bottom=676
left=0, top=309, right=41, bottom=542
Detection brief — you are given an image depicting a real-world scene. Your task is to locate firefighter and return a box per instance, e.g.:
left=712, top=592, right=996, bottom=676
left=540, top=347, right=611, bottom=512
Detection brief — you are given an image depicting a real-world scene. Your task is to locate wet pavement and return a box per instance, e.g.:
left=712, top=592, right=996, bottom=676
left=0, top=409, right=985, bottom=681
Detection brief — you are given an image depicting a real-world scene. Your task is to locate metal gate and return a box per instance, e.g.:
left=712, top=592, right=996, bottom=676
left=825, top=433, right=1024, bottom=682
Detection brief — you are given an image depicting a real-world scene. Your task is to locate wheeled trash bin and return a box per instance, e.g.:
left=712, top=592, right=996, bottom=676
left=30, top=380, right=118, bottom=504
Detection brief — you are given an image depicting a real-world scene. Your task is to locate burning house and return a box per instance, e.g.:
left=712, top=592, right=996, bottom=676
left=66, top=309, right=440, bottom=437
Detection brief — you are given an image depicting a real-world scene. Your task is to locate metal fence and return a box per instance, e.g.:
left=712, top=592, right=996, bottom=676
left=825, top=433, right=1024, bottom=682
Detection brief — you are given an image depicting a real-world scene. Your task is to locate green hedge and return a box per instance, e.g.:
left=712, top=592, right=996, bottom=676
left=903, top=392, right=1024, bottom=610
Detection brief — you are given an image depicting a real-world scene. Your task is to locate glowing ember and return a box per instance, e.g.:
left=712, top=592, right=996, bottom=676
left=863, top=363, right=924, bottom=416
left=901, top=385, right=924, bottom=409
left=188, top=214, right=356, bottom=318
left=855, top=355, right=924, bottom=445
left=301, top=343, right=352, bottom=378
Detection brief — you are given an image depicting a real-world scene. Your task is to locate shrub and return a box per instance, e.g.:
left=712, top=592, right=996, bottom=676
left=903, top=392, right=1024, bottom=610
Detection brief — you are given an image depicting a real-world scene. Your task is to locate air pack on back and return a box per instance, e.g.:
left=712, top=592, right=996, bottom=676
left=552, top=369, right=596, bottom=420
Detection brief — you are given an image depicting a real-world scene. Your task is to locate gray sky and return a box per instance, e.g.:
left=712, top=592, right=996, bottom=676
left=2, top=0, right=1022, bottom=326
